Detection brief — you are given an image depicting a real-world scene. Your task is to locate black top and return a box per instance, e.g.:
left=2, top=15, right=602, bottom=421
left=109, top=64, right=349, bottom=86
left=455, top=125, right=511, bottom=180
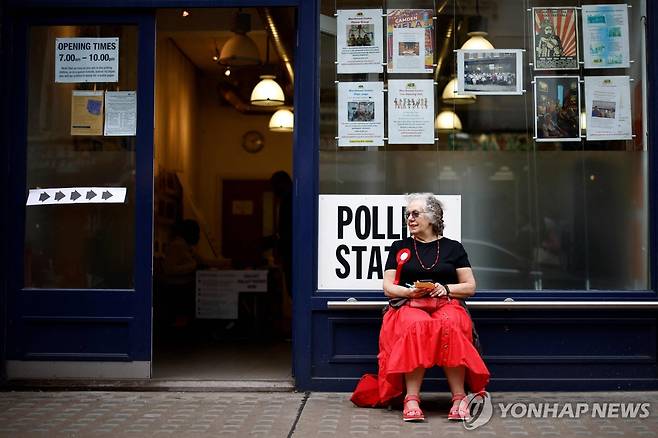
left=385, top=237, right=471, bottom=286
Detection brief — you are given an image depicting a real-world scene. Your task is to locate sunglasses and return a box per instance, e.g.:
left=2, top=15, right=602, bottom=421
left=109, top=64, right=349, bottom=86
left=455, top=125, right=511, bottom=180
left=405, top=210, right=425, bottom=219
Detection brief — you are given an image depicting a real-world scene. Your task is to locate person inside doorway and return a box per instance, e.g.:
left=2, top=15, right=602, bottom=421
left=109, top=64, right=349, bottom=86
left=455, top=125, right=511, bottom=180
left=264, top=170, right=292, bottom=296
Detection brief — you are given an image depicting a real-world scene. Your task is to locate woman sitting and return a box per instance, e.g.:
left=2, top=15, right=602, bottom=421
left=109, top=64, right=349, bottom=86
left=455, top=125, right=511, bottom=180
left=351, top=193, right=490, bottom=421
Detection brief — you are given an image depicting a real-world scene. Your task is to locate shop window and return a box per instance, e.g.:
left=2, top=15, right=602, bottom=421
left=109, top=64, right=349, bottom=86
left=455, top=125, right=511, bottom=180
left=24, top=25, right=138, bottom=289
left=318, top=0, right=648, bottom=291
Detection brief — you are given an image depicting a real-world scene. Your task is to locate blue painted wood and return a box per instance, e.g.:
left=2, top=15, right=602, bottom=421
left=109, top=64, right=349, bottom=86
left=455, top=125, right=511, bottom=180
left=291, top=0, right=318, bottom=389
left=648, top=1, right=658, bottom=291
left=7, top=0, right=300, bottom=8
left=4, top=11, right=155, bottom=365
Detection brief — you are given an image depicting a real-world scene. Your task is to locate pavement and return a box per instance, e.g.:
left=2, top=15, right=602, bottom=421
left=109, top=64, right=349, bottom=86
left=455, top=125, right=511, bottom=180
left=0, top=390, right=657, bottom=437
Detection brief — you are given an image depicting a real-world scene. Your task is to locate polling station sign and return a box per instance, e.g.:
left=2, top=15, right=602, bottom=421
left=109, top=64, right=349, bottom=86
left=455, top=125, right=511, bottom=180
left=55, top=38, right=119, bottom=83
left=318, top=195, right=461, bottom=290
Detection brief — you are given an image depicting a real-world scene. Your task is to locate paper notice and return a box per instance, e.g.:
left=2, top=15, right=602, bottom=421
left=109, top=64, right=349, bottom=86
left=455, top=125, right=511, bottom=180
left=104, top=91, right=137, bottom=136
left=71, top=90, right=104, bottom=136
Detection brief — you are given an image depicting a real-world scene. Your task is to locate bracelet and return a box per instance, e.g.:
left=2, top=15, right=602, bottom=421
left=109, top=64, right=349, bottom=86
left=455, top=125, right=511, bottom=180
left=443, top=284, right=451, bottom=297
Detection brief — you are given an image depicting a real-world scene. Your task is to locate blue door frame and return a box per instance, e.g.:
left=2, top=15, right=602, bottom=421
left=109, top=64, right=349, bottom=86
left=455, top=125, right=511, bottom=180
left=2, top=0, right=657, bottom=390
left=3, top=8, right=155, bottom=377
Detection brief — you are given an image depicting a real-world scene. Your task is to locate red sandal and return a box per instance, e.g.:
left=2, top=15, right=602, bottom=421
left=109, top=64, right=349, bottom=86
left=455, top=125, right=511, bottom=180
left=403, top=394, right=425, bottom=422
left=448, top=393, right=471, bottom=421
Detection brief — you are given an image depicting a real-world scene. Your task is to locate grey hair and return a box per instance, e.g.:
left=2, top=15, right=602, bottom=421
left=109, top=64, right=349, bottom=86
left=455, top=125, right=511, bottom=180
left=405, top=193, right=445, bottom=236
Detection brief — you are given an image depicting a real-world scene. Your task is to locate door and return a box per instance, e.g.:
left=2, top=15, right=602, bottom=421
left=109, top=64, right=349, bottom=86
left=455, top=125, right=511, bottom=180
left=5, top=11, right=154, bottom=378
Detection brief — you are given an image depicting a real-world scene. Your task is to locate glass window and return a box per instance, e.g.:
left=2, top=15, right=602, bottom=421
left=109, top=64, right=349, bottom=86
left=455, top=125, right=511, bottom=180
left=24, top=25, right=138, bottom=289
left=319, top=0, right=649, bottom=291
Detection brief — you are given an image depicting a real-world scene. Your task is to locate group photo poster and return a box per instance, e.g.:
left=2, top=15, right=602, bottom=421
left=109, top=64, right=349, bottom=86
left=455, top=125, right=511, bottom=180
left=337, top=81, right=384, bottom=147
left=336, top=9, right=384, bottom=74
left=584, top=76, right=632, bottom=141
left=582, top=4, right=630, bottom=69
left=317, top=194, right=461, bottom=290
left=532, top=7, right=579, bottom=70
left=387, top=79, right=435, bottom=144
left=457, top=49, right=524, bottom=95
left=386, top=9, right=434, bottom=74
left=534, top=76, right=581, bottom=142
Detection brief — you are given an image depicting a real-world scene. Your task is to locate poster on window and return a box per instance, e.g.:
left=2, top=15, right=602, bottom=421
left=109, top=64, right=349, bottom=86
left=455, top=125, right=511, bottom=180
left=336, top=9, right=383, bottom=74
left=70, top=90, right=104, bottom=136
left=532, top=7, right=579, bottom=70
left=318, top=195, right=461, bottom=290
left=582, top=4, right=630, bottom=69
left=584, top=76, right=632, bottom=141
left=337, top=81, right=384, bottom=147
left=386, top=9, right=434, bottom=73
left=387, top=79, right=434, bottom=144
left=534, top=76, right=581, bottom=142
left=456, top=49, right=524, bottom=95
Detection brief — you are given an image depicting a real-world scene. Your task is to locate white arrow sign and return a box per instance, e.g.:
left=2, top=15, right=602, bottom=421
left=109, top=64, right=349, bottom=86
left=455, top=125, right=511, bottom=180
left=26, top=187, right=127, bottom=206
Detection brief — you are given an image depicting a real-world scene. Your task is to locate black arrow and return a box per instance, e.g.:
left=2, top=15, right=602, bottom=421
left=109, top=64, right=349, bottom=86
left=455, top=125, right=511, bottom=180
left=86, top=190, right=97, bottom=200
left=102, top=190, right=113, bottom=200
left=70, top=190, right=81, bottom=201
left=39, top=192, right=50, bottom=202
left=54, top=191, right=65, bottom=201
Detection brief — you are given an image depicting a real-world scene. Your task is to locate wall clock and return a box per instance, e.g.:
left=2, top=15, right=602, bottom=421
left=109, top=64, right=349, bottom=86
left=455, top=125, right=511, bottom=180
left=242, top=130, right=265, bottom=153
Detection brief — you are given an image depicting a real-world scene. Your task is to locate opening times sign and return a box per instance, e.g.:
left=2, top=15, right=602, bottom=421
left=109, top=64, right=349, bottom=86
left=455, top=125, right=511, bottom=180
left=318, top=194, right=461, bottom=290
left=55, top=38, right=119, bottom=83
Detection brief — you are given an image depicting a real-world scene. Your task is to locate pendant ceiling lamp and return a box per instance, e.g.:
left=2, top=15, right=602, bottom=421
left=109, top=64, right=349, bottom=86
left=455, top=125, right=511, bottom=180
left=251, top=35, right=285, bottom=106
left=435, top=110, right=463, bottom=133
left=219, top=11, right=260, bottom=66
left=269, top=108, right=294, bottom=132
left=441, top=78, right=476, bottom=104
left=460, top=1, right=494, bottom=50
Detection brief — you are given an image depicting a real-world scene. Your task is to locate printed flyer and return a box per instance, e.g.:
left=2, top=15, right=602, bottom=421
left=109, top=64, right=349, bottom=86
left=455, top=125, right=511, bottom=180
left=386, top=9, right=434, bottom=73
left=534, top=76, right=581, bottom=142
left=70, top=90, right=104, bottom=136
left=584, top=76, right=632, bottom=141
left=582, top=4, right=630, bottom=69
left=336, top=9, right=383, bottom=74
left=337, top=81, right=384, bottom=147
left=532, top=7, right=579, bottom=70
left=387, top=79, right=434, bottom=144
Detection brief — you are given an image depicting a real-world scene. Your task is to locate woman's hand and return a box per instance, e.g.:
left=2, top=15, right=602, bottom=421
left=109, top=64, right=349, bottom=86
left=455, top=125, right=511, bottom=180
left=428, top=283, right=448, bottom=298
left=406, top=287, right=430, bottom=299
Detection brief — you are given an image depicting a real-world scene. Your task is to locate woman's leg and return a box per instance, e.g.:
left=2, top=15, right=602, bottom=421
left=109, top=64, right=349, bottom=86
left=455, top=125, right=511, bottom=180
left=444, top=366, right=466, bottom=409
left=404, top=367, right=426, bottom=411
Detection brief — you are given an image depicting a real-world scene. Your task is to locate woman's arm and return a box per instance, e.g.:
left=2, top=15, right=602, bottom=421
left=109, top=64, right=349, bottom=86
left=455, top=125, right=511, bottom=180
left=446, top=267, right=476, bottom=299
left=383, top=269, right=426, bottom=298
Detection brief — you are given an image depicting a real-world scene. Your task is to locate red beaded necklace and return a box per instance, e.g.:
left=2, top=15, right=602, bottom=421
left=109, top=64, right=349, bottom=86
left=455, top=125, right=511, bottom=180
left=413, top=237, right=440, bottom=270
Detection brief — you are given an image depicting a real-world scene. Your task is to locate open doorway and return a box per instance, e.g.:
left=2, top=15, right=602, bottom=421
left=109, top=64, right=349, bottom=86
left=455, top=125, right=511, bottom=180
left=152, top=8, right=295, bottom=382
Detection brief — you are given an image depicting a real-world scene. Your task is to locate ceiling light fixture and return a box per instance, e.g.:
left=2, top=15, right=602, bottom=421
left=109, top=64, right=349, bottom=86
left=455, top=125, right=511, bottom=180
left=219, top=10, right=261, bottom=66
left=435, top=110, right=463, bottom=132
left=269, top=108, right=294, bottom=132
left=441, top=78, right=476, bottom=104
left=182, top=10, right=190, bottom=18
left=460, top=1, right=494, bottom=50
left=251, top=35, right=284, bottom=106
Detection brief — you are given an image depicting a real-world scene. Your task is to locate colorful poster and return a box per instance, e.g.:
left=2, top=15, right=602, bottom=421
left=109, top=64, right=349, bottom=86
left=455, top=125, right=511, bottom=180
left=318, top=195, right=461, bottom=290
left=582, top=4, right=630, bottom=69
left=584, top=76, right=632, bottom=141
left=532, top=7, right=579, bottom=70
left=336, top=9, right=383, bottom=74
left=337, top=81, right=384, bottom=147
left=70, top=90, right=104, bottom=136
left=534, top=76, right=581, bottom=142
left=387, top=79, right=434, bottom=144
left=386, top=9, right=434, bottom=73
left=457, top=49, right=524, bottom=95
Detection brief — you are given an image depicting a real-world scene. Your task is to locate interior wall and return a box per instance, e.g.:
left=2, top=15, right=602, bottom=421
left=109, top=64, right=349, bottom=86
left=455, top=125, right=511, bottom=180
left=155, top=37, right=293, bottom=261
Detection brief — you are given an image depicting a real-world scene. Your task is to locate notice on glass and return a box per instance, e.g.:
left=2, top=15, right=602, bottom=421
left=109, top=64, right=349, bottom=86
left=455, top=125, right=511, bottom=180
left=55, top=37, right=119, bottom=83
left=387, top=79, right=434, bottom=144
left=387, top=9, right=434, bottom=73
left=584, top=76, right=632, bottom=141
left=582, top=4, right=630, bottom=69
left=337, top=81, right=384, bottom=147
left=104, top=91, right=136, bottom=136
left=337, top=9, right=383, bottom=74
left=532, top=7, right=579, bottom=70
left=71, top=90, right=104, bottom=136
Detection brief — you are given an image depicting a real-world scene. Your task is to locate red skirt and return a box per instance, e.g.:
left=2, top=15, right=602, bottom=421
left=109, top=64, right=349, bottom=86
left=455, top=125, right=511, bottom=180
left=351, top=299, right=490, bottom=407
